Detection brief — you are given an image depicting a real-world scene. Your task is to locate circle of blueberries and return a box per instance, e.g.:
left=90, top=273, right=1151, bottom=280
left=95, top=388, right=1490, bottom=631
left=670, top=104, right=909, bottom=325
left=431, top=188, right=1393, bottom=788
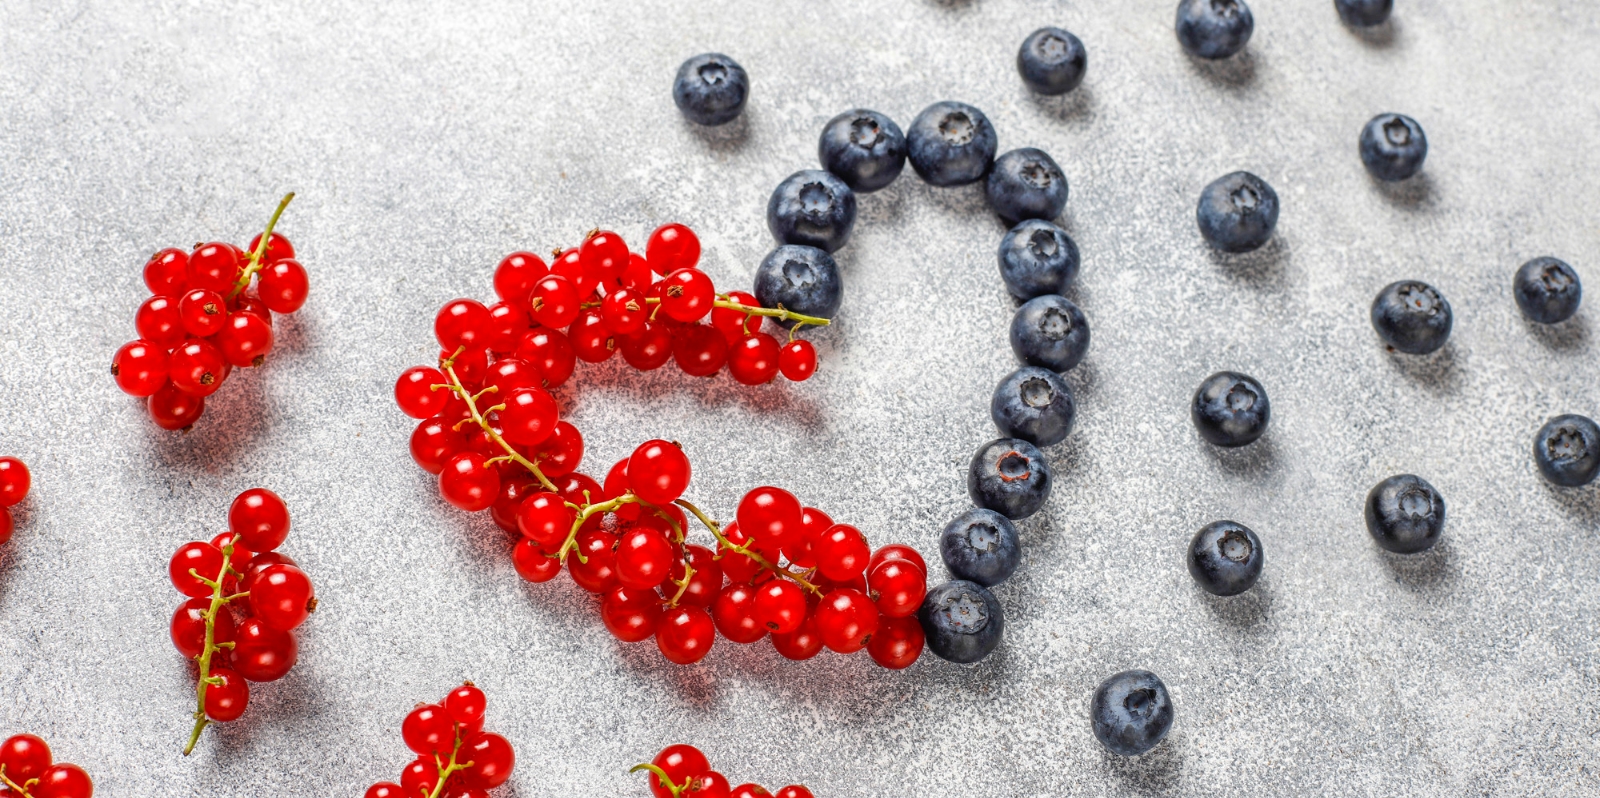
left=669, top=0, right=1594, bottom=757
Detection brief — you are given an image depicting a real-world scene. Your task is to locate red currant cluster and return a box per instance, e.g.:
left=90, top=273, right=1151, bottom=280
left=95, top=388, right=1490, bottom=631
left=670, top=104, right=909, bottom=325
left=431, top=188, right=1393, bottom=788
left=0, top=734, right=92, bottom=798
left=111, top=194, right=309, bottom=430
left=635, top=745, right=812, bottom=798
left=0, top=457, right=30, bottom=550
left=166, top=488, right=314, bottom=755
left=364, top=683, right=515, bottom=798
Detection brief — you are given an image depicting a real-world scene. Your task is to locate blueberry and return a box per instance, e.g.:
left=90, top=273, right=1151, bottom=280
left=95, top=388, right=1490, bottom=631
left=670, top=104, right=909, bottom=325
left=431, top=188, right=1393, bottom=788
left=1196, top=171, right=1279, bottom=253
left=1364, top=474, right=1445, bottom=554
left=1091, top=670, right=1175, bottom=757
left=917, top=579, right=1005, bottom=664
left=906, top=101, right=998, bottom=187
left=1335, top=0, right=1393, bottom=27
left=818, top=109, right=907, bottom=193
left=1514, top=257, right=1582, bottom=325
left=672, top=53, right=749, bottom=126
left=1187, top=521, right=1264, bottom=596
left=1190, top=371, right=1270, bottom=448
left=1010, top=295, right=1091, bottom=373
left=940, top=508, right=1021, bottom=587
left=767, top=170, right=857, bottom=254
left=968, top=438, right=1053, bottom=520
left=998, top=220, right=1081, bottom=300
left=1017, top=27, right=1088, bottom=96
left=1371, top=280, right=1452, bottom=355
left=985, top=148, right=1069, bottom=224
left=1359, top=114, right=1428, bottom=182
left=1175, top=0, right=1254, bottom=60
left=991, top=367, right=1076, bottom=447
left=753, top=245, right=843, bottom=328
left=1533, top=415, right=1600, bottom=488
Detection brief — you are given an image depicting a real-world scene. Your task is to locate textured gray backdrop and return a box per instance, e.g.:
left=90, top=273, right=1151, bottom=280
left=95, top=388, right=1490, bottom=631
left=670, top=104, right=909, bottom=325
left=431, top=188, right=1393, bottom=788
left=0, top=0, right=1597, bottom=795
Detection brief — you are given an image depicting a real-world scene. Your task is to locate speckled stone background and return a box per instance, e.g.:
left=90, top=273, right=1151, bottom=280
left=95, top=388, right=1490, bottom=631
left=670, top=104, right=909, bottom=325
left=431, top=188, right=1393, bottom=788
left=1, top=0, right=1597, bottom=795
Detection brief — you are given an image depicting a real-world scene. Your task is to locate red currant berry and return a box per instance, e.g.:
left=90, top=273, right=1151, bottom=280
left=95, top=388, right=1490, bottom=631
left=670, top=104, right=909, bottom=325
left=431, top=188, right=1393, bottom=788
left=250, top=563, right=314, bottom=631
left=484, top=357, right=542, bottom=399
left=402, top=703, right=455, bottom=755
left=494, top=251, right=548, bottom=311
left=778, top=340, right=817, bottom=381
left=529, top=274, right=580, bottom=329
left=569, top=309, right=617, bottom=363
left=669, top=544, right=721, bottom=607
left=210, top=531, right=253, bottom=567
left=711, top=290, right=764, bottom=341
left=239, top=551, right=297, bottom=595
left=753, top=579, right=808, bottom=634
left=615, top=528, right=674, bottom=590
left=147, top=382, right=205, bottom=429
left=436, top=298, right=491, bottom=350
left=458, top=731, right=515, bottom=789
left=673, top=324, right=728, bottom=377
left=231, top=291, right=274, bottom=325
left=869, top=543, right=928, bottom=575
left=732, top=785, right=772, bottom=798
left=620, top=322, right=675, bottom=370
left=816, top=523, right=871, bottom=581
left=867, top=613, right=925, bottom=669
left=553, top=472, right=603, bottom=507
left=580, top=230, right=630, bottom=288
left=484, top=300, right=531, bottom=353
left=516, top=491, right=573, bottom=551
left=497, top=387, right=557, bottom=447
left=111, top=340, right=170, bottom=397
left=229, top=487, right=291, bottom=551
left=170, top=596, right=235, bottom=659
left=656, top=606, right=715, bottom=664
left=411, top=416, right=467, bottom=475
left=144, top=248, right=189, bottom=295
left=727, top=333, right=781, bottom=385
left=365, top=783, right=405, bottom=798
left=815, top=588, right=880, bottom=653
left=203, top=667, right=250, bottom=721
left=258, top=258, right=310, bottom=314
left=647, top=745, right=709, bottom=798
left=602, top=287, right=648, bottom=335
left=628, top=439, right=691, bottom=505
left=178, top=288, right=228, bottom=338
left=135, top=295, right=185, bottom=348
left=568, top=530, right=619, bottom=593
left=247, top=230, right=295, bottom=262
left=867, top=558, right=927, bottom=619
left=216, top=311, right=274, bottom=367
left=395, top=366, right=450, bottom=419
left=31, top=763, right=93, bottom=798
left=781, top=506, right=831, bottom=568
left=528, top=420, right=583, bottom=477
left=488, top=476, right=533, bottom=534
left=711, top=582, right=766, bottom=644
left=400, top=757, right=449, bottom=797
left=515, top=328, right=577, bottom=388
left=232, top=616, right=299, bottom=682
left=187, top=242, right=240, bottom=293
left=0, top=460, right=30, bottom=513
left=770, top=613, right=824, bottom=660
left=659, top=268, right=715, bottom=322
left=443, top=345, right=491, bottom=389
left=601, top=585, right=664, bottom=642
left=737, top=487, right=802, bottom=557
left=774, top=787, right=815, bottom=798
left=621, top=252, right=654, bottom=291
left=439, top=452, right=501, bottom=512
left=717, top=522, right=763, bottom=582
left=686, top=771, right=733, bottom=798
left=511, top=539, right=562, bottom=582
left=646, top=223, right=700, bottom=275
left=0, top=734, right=52, bottom=783
left=168, top=338, right=226, bottom=397
left=445, top=682, right=488, bottom=734
left=169, top=541, right=224, bottom=598
left=601, top=457, right=643, bottom=522
left=550, top=247, right=597, bottom=299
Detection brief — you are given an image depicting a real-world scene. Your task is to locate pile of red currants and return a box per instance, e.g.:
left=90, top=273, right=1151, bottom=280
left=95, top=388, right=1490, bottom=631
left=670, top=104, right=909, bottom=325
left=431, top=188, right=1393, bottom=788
left=0, top=457, right=30, bottom=549
left=111, top=194, right=309, bottom=430
left=0, top=734, right=92, bottom=798
left=364, top=683, right=516, bottom=798
left=635, top=744, right=812, bottom=798
left=166, top=488, right=314, bottom=755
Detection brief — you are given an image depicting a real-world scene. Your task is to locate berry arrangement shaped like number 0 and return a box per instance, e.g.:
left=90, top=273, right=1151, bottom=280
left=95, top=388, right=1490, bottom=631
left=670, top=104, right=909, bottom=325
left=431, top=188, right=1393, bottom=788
left=0, top=734, right=93, bottom=798
left=364, top=683, right=515, bottom=798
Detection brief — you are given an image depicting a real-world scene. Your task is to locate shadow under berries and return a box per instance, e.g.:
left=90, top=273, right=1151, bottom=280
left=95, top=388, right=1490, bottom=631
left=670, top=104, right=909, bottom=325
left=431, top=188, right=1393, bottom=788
left=1523, top=314, right=1589, bottom=353
left=1381, top=340, right=1464, bottom=396
left=1185, top=48, right=1259, bottom=91
left=1371, top=171, right=1437, bottom=212
left=1377, top=536, right=1458, bottom=592
left=1207, top=235, right=1292, bottom=292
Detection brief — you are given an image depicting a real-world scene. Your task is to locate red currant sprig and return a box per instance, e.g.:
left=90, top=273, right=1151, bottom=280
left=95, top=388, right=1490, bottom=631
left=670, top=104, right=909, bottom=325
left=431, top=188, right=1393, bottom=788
left=0, top=734, right=94, bottom=798
left=0, top=456, right=31, bottom=549
left=632, top=745, right=813, bottom=798
left=112, top=193, right=309, bottom=430
left=365, top=682, right=516, bottom=798
left=168, top=488, right=314, bottom=755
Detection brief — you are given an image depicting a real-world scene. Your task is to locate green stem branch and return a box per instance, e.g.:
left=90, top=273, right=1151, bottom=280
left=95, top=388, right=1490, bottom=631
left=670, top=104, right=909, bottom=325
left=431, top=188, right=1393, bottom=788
left=630, top=763, right=684, bottom=798
left=439, top=349, right=558, bottom=493
left=228, top=192, right=296, bottom=300
left=183, top=536, right=247, bottom=755
left=674, top=498, right=821, bottom=595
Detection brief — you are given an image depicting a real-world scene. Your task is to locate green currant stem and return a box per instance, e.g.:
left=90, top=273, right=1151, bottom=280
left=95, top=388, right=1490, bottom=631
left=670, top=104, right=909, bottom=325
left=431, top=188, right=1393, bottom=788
left=183, top=537, right=247, bottom=756
left=664, top=563, right=696, bottom=608
left=438, top=348, right=559, bottom=493
left=227, top=192, right=296, bottom=301
left=1, top=764, right=38, bottom=798
left=424, top=731, right=474, bottom=798
left=629, top=763, right=685, bottom=798
left=673, top=498, right=822, bottom=596
left=552, top=492, right=644, bottom=564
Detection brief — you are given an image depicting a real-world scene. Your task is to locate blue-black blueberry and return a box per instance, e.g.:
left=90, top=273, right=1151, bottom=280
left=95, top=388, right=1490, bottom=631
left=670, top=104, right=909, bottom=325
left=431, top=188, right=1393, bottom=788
left=753, top=245, right=843, bottom=328
left=767, top=170, right=857, bottom=254
left=818, top=109, right=907, bottom=193
left=1364, top=474, right=1445, bottom=554
left=940, top=508, right=1021, bottom=587
left=1091, top=670, right=1175, bottom=756
left=1191, top=371, right=1270, bottom=447
left=917, top=579, right=1005, bottom=663
left=1187, top=520, right=1264, bottom=596
left=998, top=219, right=1080, bottom=300
left=1371, top=280, right=1451, bottom=355
left=672, top=53, right=749, bottom=126
left=1359, top=114, right=1427, bottom=182
left=968, top=438, right=1053, bottom=520
left=1533, top=415, right=1600, bottom=488
left=1018, top=27, right=1088, bottom=95
left=1176, top=0, right=1254, bottom=60
left=985, top=148, right=1069, bottom=224
left=906, top=101, right=998, bottom=187
left=991, top=367, right=1076, bottom=447
left=1514, top=257, right=1582, bottom=325
left=1336, top=0, right=1393, bottom=27
left=1010, top=295, right=1091, bottom=373
left=1197, top=171, right=1278, bottom=253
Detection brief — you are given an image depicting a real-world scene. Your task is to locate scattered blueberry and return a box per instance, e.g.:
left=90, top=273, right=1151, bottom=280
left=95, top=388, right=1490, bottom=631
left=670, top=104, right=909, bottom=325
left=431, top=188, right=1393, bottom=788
left=1187, top=521, right=1264, bottom=596
left=1533, top=415, right=1600, bottom=488
left=1371, top=280, right=1452, bottom=355
left=1364, top=474, right=1445, bottom=554
left=985, top=148, right=1069, bottom=224
left=767, top=170, right=857, bottom=254
left=818, top=109, right=907, bottom=193
left=998, top=219, right=1081, bottom=300
left=753, top=245, right=843, bottom=328
left=672, top=53, right=749, bottom=126
left=1196, top=171, right=1279, bottom=253
left=906, top=101, right=998, bottom=187
left=1010, top=295, right=1091, bottom=373
left=918, top=579, right=1005, bottom=664
left=1091, top=670, right=1175, bottom=757
left=1514, top=257, right=1582, bottom=325
left=1176, top=0, right=1254, bottom=60
left=940, top=508, right=1022, bottom=587
left=1017, top=27, right=1088, bottom=96
left=991, top=367, right=1076, bottom=447
left=1359, top=114, right=1428, bottom=182
left=1336, top=0, right=1393, bottom=28
left=1191, top=371, right=1270, bottom=448
left=968, top=438, right=1053, bottom=520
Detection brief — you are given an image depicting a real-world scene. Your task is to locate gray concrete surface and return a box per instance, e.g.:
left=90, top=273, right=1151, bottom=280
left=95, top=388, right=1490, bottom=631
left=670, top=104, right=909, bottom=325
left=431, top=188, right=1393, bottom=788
left=1, top=0, right=1598, bottom=795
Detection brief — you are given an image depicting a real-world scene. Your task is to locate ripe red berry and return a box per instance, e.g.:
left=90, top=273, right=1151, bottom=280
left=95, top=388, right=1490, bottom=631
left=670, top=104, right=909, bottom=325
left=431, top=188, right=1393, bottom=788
left=135, top=295, right=185, bottom=348
left=815, top=523, right=871, bottom=581
left=550, top=247, right=596, bottom=299
left=615, top=527, right=675, bottom=590
left=169, top=541, right=225, bottom=598
left=712, top=581, right=767, bottom=644
left=458, top=731, right=516, bottom=789
left=443, top=345, right=490, bottom=389
left=257, top=258, right=310, bottom=313
left=366, top=783, right=405, bottom=798
left=446, top=682, right=488, bottom=735
left=782, top=506, right=831, bottom=568
left=711, top=290, right=765, bottom=341
left=774, top=787, right=816, bottom=798
left=656, top=606, right=715, bottom=664
left=602, top=585, right=664, bottom=642
left=216, top=311, right=274, bottom=367
left=147, top=382, right=205, bottom=429
left=247, top=230, right=295, bottom=262
left=249, top=563, right=315, bottom=631
left=628, top=439, right=691, bottom=505
left=203, top=667, right=250, bottom=722
left=553, top=472, right=603, bottom=507
left=686, top=771, right=733, bottom=798
left=646, top=223, right=701, bottom=276
left=231, top=291, right=274, bottom=325
left=144, top=248, right=189, bottom=295
left=815, top=588, right=880, bottom=653
left=515, top=329, right=577, bottom=388
left=484, top=301, right=531, bottom=353
left=869, top=543, right=928, bottom=575
left=232, top=616, right=299, bottom=682
left=732, top=785, right=772, bottom=798
left=868, top=614, right=926, bottom=670
left=669, top=544, right=721, bottom=607
left=178, top=288, right=228, bottom=337
left=516, top=491, right=573, bottom=551
left=188, top=242, right=241, bottom=293
left=230, top=487, right=291, bottom=551
left=672, top=323, right=728, bottom=377
left=770, top=613, right=824, bottom=660
left=569, top=309, right=617, bottom=363
left=580, top=230, right=630, bottom=288
left=411, top=416, right=467, bottom=474
left=400, top=757, right=446, bottom=797
left=436, top=298, right=492, bottom=350
left=395, top=366, right=450, bottom=419
left=529, top=274, right=580, bottom=329
left=867, top=558, right=927, bottom=619
left=168, top=338, right=226, bottom=397
left=511, top=539, right=562, bottom=583
left=494, top=251, right=548, bottom=311
left=440, top=452, right=501, bottom=512
left=0, top=734, right=53, bottom=784
left=753, top=579, right=808, bottom=634
left=717, top=522, right=763, bottom=582
left=568, top=530, right=619, bottom=593
left=737, top=486, right=802, bottom=556
left=238, top=551, right=297, bottom=594
left=727, top=333, right=781, bottom=385
left=484, top=357, right=542, bottom=399
left=497, top=387, right=559, bottom=447
left=620, top=322, right=675, bottom=370
left=31, top=762, right=94, bottom=798
left=402, top=703, right=455, bottom=755
left=170, top=596, right=235, bottom=659
left=602, top=287, right=648, bottom=335
left=528, top=420, right=584, bottom=477
left=659, top=268, right=715, bottom=322
left=111, top=340, right=170, bottom=397
left=778, top=340, right=817, bottom=381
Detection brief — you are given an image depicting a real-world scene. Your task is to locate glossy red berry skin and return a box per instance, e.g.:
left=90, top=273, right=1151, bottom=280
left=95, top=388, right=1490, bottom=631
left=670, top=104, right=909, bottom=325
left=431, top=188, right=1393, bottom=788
left=601, top=287, right=648, bottom=335
left=216, top=311, right=274, bottom=367
left=494, top=251, right=548, bottom=311
left=515, top=329, right=577, bottom=388
left=711, top=290, right=764, bottom=341
left=628, top=439, right=691, bottom=505
left=458, top=731, right=515, bottom=789
left=753, top=579, right=808, bottom=635
left=712, top=582, right=767, bottom=644
left=170, top=596, right=235, bottom=659
left=580, top=230, right=630, bottom=287
left=867, top=613, right=925, bottom=670
left=620, top=322, right=675, bottom=371
left=686, top=771, right=733, bottom=798
left=615, top=528, right=675, bottom=590
left=230, top=487, right=291, bottom=551
left=484, top=357, right=541, bottom=400
left=484, top=301, right=531, bottom=353
left=188, top=242, right=241, bottom=292
left=554, top=473, right=603, bottom=507
left=770, top=613, right=824, bottom=660
left=659, top=268, right=716, bottom=322
left=815, top=588, right=880, bottom=653
left=568, top=530, right=619, bottom=594
left=436, top=298, right=491, bottom=350
left=647, top=223, right=701, bottom=276
left=657, top=606, right=716, bottom=664
left=816, top=524, right=872, bottom=581
left=783, top=507, right=832, bottom=569
left=444, top=346, right=490, bottom=389
left=669, top=544, right=721, bottom=607
left=516, top=491, right=573, bottom=551
left=869, top=543, right=928, bottom=575
left=0, top=733, right=53, bottom=783
left=728, top=333, right=781, bottom=385
left=203, top=667, right=250, bottom=721
left=402, top=703, right=455, bottom=755
left=529, top=420, right=584, bottom=477
left=440, top=452, right=501, bottom=512
left=144, top=248, right=189, bottom=295
left=238, top=551, right=296, bottom=594
left=178, top=288, right=228, bottom=338
left=135, top=295, right=185, bottom=348
left=867, top=558, right=927, bottom=619
left=602, top=585, right=664, bottom=642
left=774, top=787, right=816, bottom=798
left=717, top=522, right=763, bottom=582
left=250, top=563, right=314, bottom=631
left=569, top=309, right=617, bottom=363
left=446, top=682, right=488, bottom=735
left=31, top=762, right=94, bottom=798
left=169, top=541, right=224, bottom=598
left=498, top=387, right=559, bottom=446
left=396, top=366, right=450, bottom=419
left=365, top=783, right=405, bottom=798
left=232, top=292, right=273, bottom=326
left=168, top=338, right=226, bottom=397
left=246, top=230, right=295, bottom=263
left=411, top=416, right=467, bottom=474
left=258, top=258, right=310, bottom=314
left=400, top=756, right=448, bottom=797
left=550, top=247, right=595, bottom=299
left=511, top=539, right=562, bottom=583
left=232, top=616, right=299, bottom=682
left=649, top=745, right=710, bottom=798
left=673, top=324, right=728, bottom=377
left=732, top=785, right=772, bottom=798
left=778, top=340, right=817, bottom=381
left=737, top=487, right=803, bottom=557
left=529, top=274, right=581, bottom=329
left=147, top=382, right=205, bottom=429
left=111, top=340, right=170, bottom=397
